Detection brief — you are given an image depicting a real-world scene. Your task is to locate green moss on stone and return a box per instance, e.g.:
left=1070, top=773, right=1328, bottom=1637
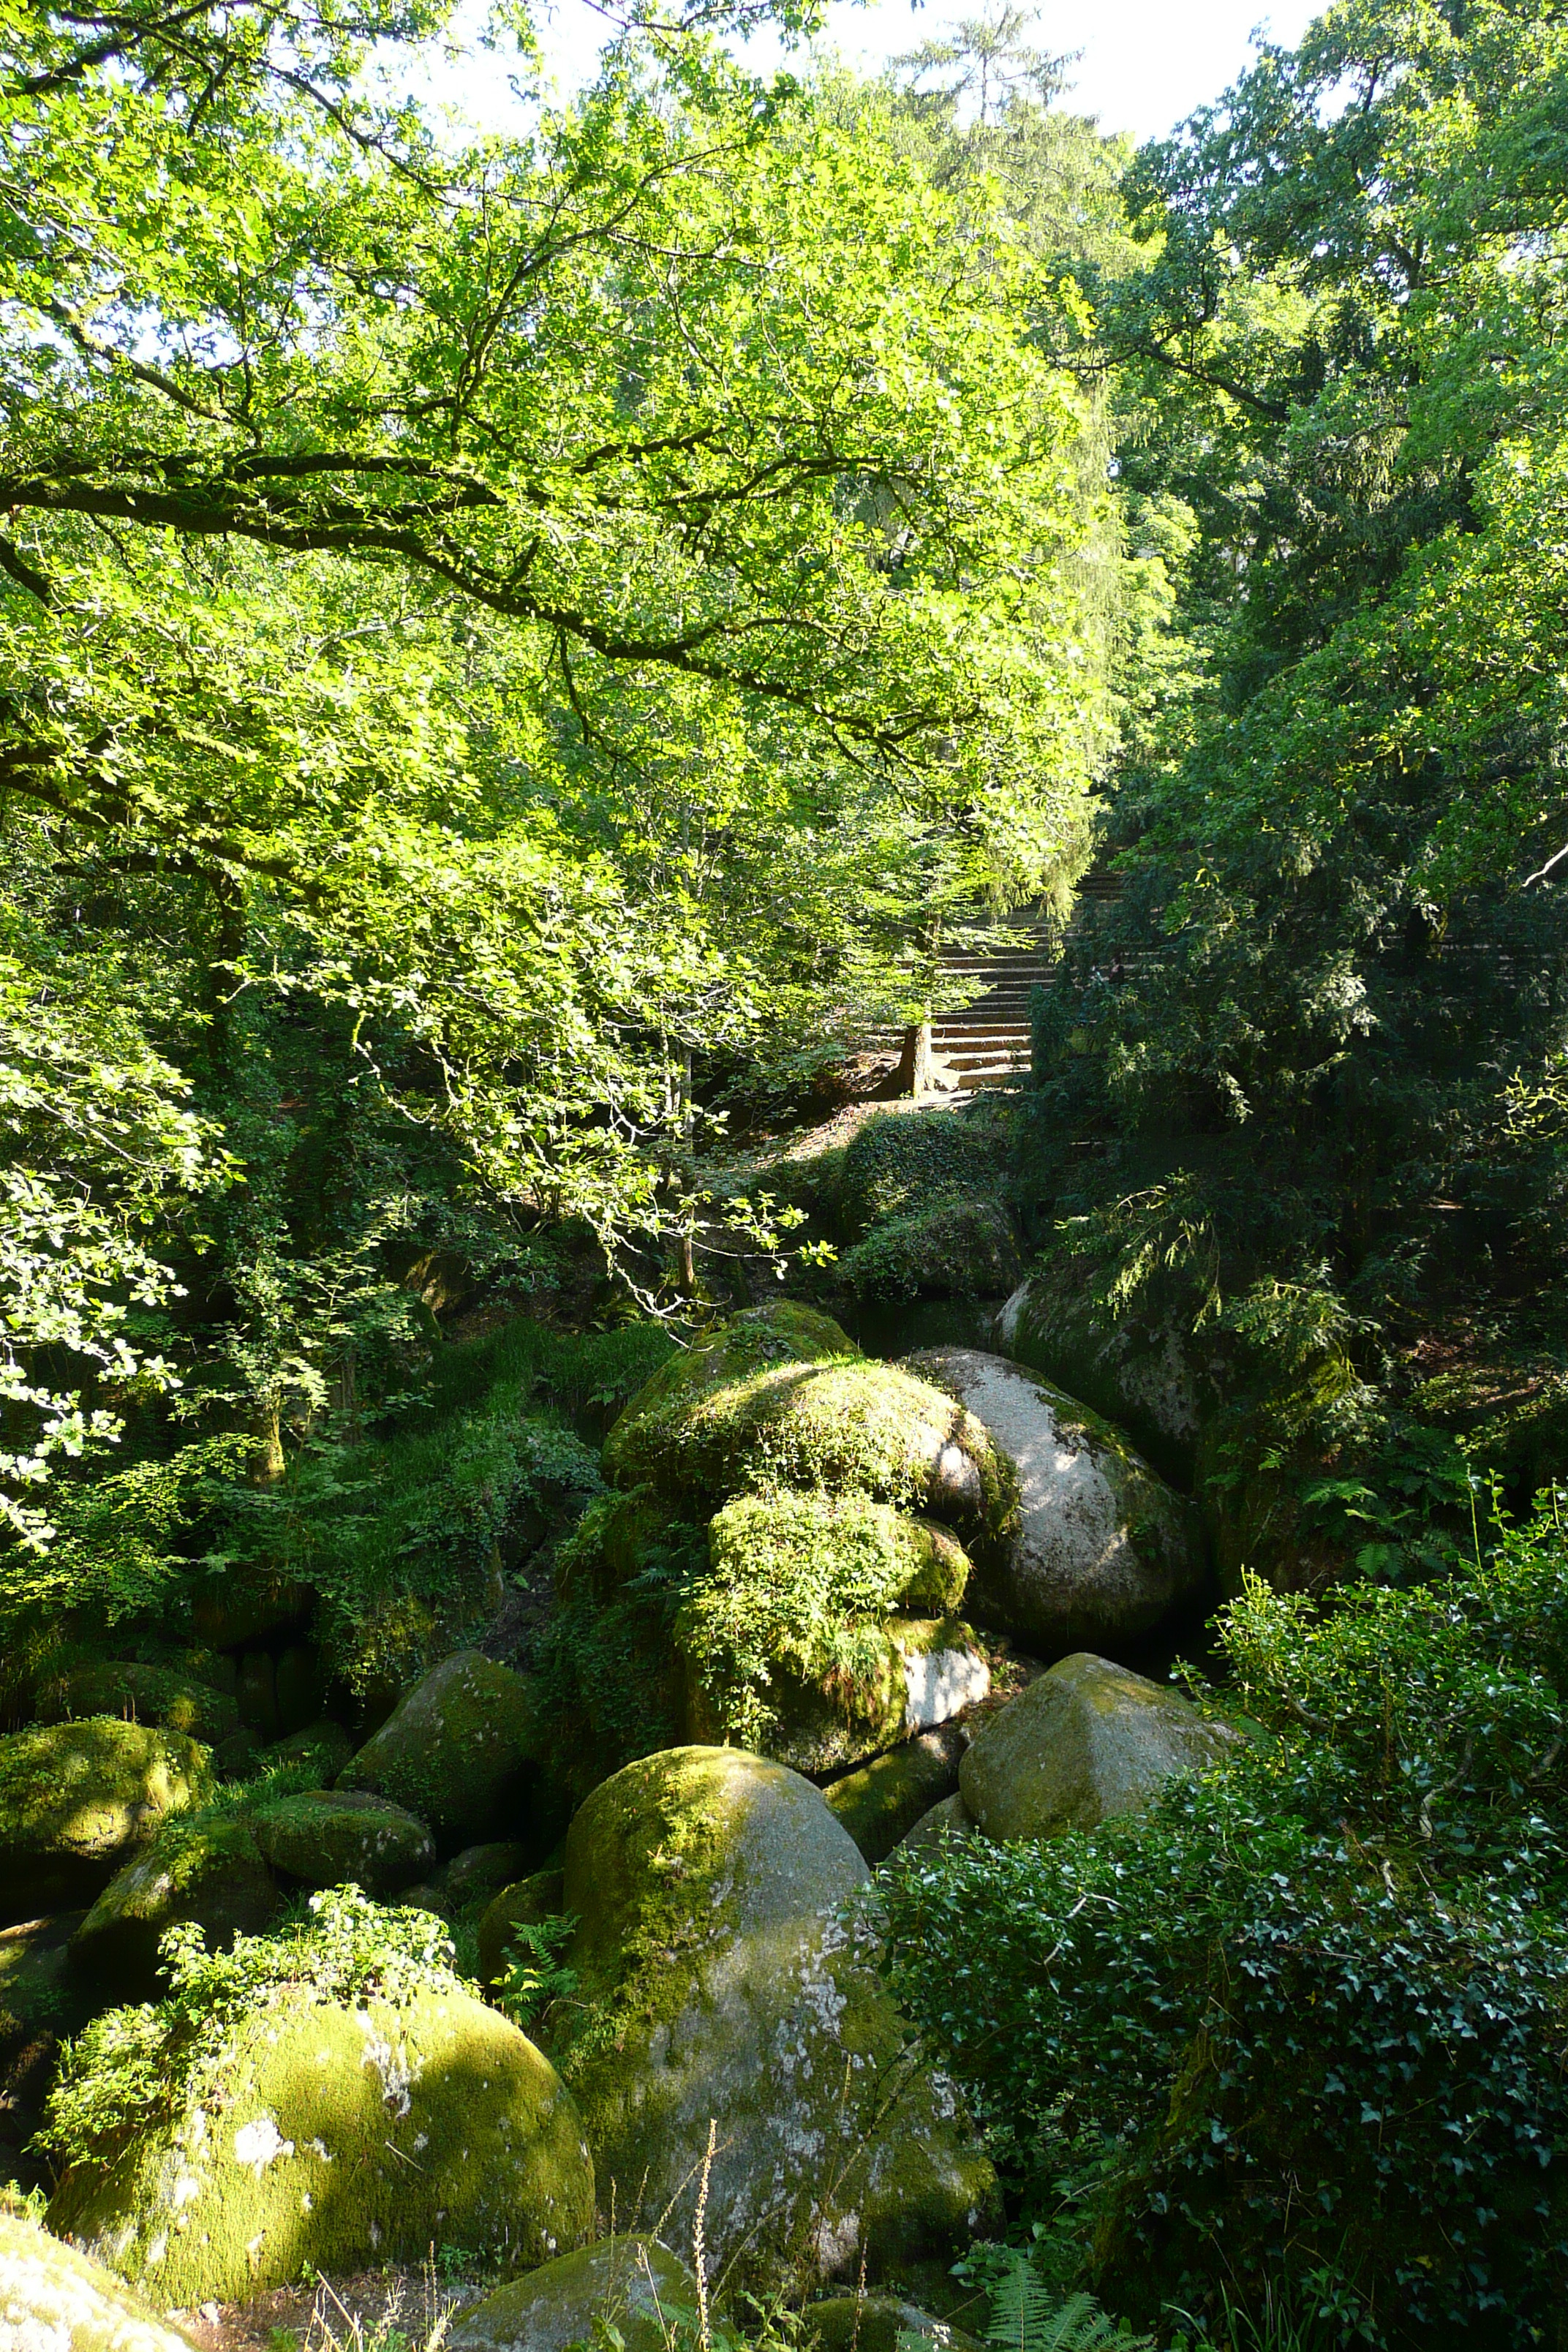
left=957, top=1651, right=1243, bottom=1842
left=840, top=1198, right=1022, bottom=1304
left=678, top=1494, right=973, bottom=1763
left=336, top=1651, right=545, bottom=1849
left=253, top=1790, right=435, bottom=1894
left=603, top=1303, right=858, bottom=1493
left=72, top=1814, right=279, bottom=2000
left=0, top=2212, right=200, bottom=2352
left=823, top=1730, right=966, bottom=1866
left=837, top=1115, right=1007, bottom=1241
left=50, top=1980, right=595, bottom=2302
left=37, top=1665, right=240, bottom=1748
left=543, top=1746, right=997, bottom=2285
left=451, top=2235, right=697, bottom=2352
left=0, top=1722, right=214, bottom=1918
left=608, top=1346, right=1018, bottom=1553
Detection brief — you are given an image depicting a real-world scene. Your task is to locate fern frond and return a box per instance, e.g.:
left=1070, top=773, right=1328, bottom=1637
left=984, top=2251, right=1152, bottom=2352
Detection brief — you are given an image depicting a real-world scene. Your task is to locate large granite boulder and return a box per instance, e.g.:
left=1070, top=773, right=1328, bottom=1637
left=451, top=2236, right=696, bottom=2352
left=338, top=1651, right=546, bottom=1852
left=824, top=1727, right=968, bottom=1868
left=0, top=1723, right=213, bottom=1923
left=957, top=1651, right=1243, bottom=1842
left=0, top=2212, right=200, bottom=2352
left=606, top=1311, right=1018, bottom=1556
left=49, top=1983, right=593, bottom=2304
left=252, top=1788, right=435, bottom=1894
left=904, top=1351, right=1205, bottom=1652
left=71, top=1812, right=280, bottom=1999
left=541, top=1746, right=997, bottom=2283
left=806, top=2295, right=985, bottom=2352
left=680, top=1492, right=984, bottom=1774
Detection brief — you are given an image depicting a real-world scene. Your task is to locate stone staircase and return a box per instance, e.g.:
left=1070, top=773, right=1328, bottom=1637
left=923, top=875, right=1123, bottom=1093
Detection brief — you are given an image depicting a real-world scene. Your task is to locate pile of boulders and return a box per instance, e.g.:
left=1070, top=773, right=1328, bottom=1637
left=1, top=1299, right=1245, bottom=2340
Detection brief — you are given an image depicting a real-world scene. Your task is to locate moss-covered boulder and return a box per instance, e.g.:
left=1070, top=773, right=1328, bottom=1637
left=253, top=1789, right=434, bottom=1894
left=337, top=1651, right=545, bottom=1850
left=451, top=2236, right=696, bottom=2352
left=905, top=1351, right=1206, bottom=1652
left=36, top=1665, right=240, bottom=1748
left=543, top=1746, right=997, bottom=2283
left=50, top=1979, right=594, bottom=2303
left=603, top=1304, right=857, bottom=1493
left=260, top=1719, right=354, bottom=1784
left=824, top=1728, right=968, bottom=1867
left=805, top=2295, right=984, bottom=2352
left=71, top=1814, right=280, bottom=1999
left=435, top=1841, right=535, bottom=1914
left=839, top=1199, right=1022, bottom=1305
left=957, top=1651, right=1243, bottom=1843
left=837, top=1114, right=1006, bottom=1243
left=607, top=1317, right=1018, bottom=1555
left=477, top=1869, right=567, bottom=1990
left=0, top=1723, right=214, bottom=1923
left=679, top=1495, right=984, bottom=1772
left=0, top=2213, right=200, bottom=2352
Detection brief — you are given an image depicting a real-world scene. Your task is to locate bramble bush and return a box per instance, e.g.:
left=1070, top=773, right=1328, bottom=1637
left=881, top=1495, right=1568, bottom=2345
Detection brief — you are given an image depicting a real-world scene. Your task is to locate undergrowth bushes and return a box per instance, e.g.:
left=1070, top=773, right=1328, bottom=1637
left=881, top=1495, right=1568, bottom=2345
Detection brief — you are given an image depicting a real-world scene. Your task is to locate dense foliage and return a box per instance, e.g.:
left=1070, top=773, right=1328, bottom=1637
left=1024, top=0, right=1568, bottom=1550
left=883, top=1498, right=1568, bottom=2342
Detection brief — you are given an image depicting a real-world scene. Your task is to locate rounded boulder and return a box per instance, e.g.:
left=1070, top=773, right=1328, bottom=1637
left=958, top=1651, right=1243, bottom=1842
left=904, top=1349, right=1205, bottom=1651
left=0, top=1722, right=213, bottom=1924
left=337, top=1651, right=544, bottom=1850
left=71, top=1813, right=280, bottom=1999
left=608, top=1316, right=1018, bottom=1556
left=49, top=1982, right=595, bottom=2304
left=543, top=1745, right=997, bottom=2283
left=252, top=1788, right=434, bottom=1894
left=451, top=2235, right=696, bottom=2352
left=0, top=2212, right=200, bottom=2352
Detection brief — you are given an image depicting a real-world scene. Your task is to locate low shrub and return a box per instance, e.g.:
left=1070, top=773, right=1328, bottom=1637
left=881, top=1495, right=1568, bottom=2345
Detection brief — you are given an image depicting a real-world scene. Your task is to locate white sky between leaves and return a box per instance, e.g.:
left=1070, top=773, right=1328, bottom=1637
left=422, top=0, right=1324, bottom=147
